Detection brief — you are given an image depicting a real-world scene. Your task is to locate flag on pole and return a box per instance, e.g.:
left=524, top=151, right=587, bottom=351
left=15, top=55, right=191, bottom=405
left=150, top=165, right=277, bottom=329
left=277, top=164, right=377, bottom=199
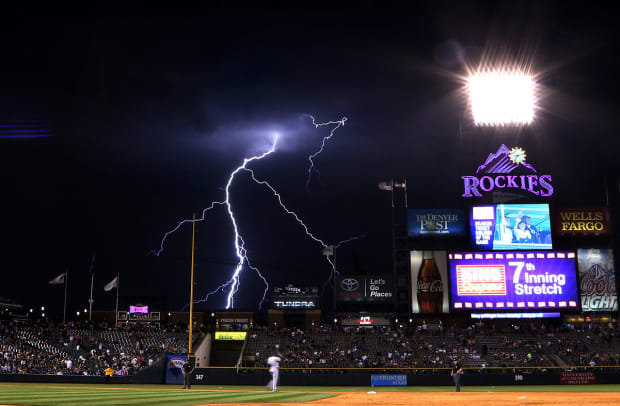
left=378, top=181, right=393, bottom=191
left=104, top=276, right=119, bottom=291
left=49, top=272, right=66, bottom=285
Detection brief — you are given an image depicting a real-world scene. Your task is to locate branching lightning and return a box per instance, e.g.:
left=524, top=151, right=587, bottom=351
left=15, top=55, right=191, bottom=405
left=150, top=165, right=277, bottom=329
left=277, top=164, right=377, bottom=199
left=154, top=116, right=362, bottom=310
left=304, top=115, right=347, bottom=191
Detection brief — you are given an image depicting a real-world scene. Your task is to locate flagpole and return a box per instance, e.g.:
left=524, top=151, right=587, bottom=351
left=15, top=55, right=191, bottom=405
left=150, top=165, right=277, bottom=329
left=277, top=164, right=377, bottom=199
left=63, top=270, right=68, bottom=325
left=189, top=213, right=196, bottom=355
left=89, top=272, right=94, bottom=322
left=115, top=274, right=120, bottom=326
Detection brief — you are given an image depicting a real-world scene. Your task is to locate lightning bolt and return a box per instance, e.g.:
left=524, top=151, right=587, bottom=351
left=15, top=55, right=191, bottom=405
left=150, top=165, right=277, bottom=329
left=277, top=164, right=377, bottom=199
left=153, top=116, right=362, bottom=310
left=153, top=135, right=278, bottom=310
left=304, top=115, right=347, bottom=192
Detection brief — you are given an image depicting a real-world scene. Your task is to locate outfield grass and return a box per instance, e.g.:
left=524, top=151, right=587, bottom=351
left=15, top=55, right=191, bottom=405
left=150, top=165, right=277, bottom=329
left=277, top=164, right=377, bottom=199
left=1, top=383, right=620, bottom=406
left=0, top=384, right=336, bottom=406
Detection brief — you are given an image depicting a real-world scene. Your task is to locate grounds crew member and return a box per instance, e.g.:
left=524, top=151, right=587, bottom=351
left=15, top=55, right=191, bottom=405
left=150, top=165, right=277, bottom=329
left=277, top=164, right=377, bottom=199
left=182, top=358, right=194, bottom=389
left=451, top=359, right=463, bottom=392
left=104, top=367, right=115, bottom=384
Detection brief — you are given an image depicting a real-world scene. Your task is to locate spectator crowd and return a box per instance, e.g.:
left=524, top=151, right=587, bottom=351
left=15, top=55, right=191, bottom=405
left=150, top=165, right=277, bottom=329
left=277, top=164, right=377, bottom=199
left=0, top=320, right=188, bottom=376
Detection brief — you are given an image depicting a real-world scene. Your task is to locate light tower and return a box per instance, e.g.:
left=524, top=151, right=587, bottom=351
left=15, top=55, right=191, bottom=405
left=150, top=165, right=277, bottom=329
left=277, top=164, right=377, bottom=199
left=467, top=69, right=537, bottom=127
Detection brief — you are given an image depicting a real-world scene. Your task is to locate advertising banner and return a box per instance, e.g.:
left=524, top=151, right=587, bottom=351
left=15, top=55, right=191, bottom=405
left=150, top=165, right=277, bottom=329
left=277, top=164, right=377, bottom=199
left=554, top=208, right=611, bottom=235
left=560, top=372, right=596, bottom=385
left=408, top=209, right=466, bottom=237
left=214, top=331, right=247, bottom=341
left=449, top=251, right=579, bottom=310
left=165, top=355, right=187, bottom=384
left=470, top=204, right=552, bottom=250
left=338, top=314, right=392, bottom=326
left=371, top=374, right=407, bottom=386
left=410, top=251, right=449, bottom=313
left=336, top=275, right=393, bottom=302
left=578, top=249, right=618, bottom=312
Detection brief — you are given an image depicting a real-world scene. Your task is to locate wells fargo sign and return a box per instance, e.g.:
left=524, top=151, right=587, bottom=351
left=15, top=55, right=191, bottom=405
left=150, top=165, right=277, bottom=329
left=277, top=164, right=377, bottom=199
left=554, top=208, right=611, bottom=235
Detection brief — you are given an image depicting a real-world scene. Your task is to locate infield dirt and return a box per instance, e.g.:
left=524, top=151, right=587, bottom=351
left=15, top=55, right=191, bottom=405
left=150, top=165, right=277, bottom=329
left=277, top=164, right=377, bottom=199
left=206, top=391, right=620, bottom=405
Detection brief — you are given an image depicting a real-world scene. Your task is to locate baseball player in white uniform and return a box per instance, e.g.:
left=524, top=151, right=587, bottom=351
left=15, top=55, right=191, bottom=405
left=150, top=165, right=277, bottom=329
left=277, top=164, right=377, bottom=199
left=266, top=352, right=283, bottom=392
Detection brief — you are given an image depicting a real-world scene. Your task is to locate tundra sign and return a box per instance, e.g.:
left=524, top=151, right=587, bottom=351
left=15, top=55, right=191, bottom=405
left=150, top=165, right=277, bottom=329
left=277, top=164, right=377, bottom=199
left=336, top=275, right=393, bottom=303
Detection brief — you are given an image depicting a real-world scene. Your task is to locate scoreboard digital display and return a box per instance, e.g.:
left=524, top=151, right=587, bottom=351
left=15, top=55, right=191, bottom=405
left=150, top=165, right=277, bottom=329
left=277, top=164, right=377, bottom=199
left=470, top=204, right=552, bottom=250
left=450, top=251, right=579, bottom=311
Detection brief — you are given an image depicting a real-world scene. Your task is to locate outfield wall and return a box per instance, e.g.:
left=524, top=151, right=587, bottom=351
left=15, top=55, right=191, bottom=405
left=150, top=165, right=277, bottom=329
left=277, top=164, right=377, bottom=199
left=2, top=369, right=620, bottom=387
left=191, top=368, right=620, bottom=387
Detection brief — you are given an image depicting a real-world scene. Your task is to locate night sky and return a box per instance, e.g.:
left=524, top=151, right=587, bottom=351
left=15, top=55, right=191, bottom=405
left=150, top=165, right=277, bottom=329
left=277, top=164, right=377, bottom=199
left=1, top=2, right=619, bottom=316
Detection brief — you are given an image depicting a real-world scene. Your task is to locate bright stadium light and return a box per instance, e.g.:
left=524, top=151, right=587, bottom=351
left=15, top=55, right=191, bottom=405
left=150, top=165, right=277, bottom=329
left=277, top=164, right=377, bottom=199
left=467, top=70, right=536, bottom=126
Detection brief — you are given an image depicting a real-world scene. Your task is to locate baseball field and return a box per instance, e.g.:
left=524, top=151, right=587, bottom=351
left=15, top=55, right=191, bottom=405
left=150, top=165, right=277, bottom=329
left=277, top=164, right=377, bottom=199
left=1, top=383, right=620, bottom=406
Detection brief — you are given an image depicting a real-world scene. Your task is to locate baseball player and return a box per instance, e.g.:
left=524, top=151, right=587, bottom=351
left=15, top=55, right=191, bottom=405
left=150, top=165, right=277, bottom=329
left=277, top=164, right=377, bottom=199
left=266, top=352, right=283, bottom=392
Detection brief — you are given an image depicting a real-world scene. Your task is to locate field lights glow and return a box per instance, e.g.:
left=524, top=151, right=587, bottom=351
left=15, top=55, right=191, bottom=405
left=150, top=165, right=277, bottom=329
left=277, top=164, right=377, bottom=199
left=467, top=70, right=536, bottom=126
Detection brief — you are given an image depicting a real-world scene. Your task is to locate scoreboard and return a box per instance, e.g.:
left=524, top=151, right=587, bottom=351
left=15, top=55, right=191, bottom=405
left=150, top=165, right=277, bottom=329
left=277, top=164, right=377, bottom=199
left=449, top=251, right=579, bottom=311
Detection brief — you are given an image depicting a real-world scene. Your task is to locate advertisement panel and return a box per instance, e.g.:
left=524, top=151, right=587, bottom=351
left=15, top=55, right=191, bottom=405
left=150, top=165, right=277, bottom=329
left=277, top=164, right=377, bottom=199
left=449, top=251, right=579, bottom=310
left=554, top=208, right=611, bottom=235
left=214, top=331, right=247, bottom=341
left=129, top=305, right=148, bottom=314
left=371, top=374, right=407, bottom=386
left=410, top=251, right=449, bottom=313
left=338, top=314, right=392, bottom=326
left=408, top=209, right=466, bottom=237
left=336, top=275, right=393, bottom=302
left=578, top=249, right=618, bottom=312
left=165, top=355, right=187, bottom=384
left=560, top=372, right=596, bottom=385
left=471, top=204, right=552, bottom=250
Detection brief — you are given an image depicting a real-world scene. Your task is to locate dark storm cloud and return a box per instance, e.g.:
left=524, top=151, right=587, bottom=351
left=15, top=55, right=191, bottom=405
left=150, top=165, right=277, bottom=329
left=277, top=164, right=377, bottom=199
left=1, top=2, right=620, bottom=313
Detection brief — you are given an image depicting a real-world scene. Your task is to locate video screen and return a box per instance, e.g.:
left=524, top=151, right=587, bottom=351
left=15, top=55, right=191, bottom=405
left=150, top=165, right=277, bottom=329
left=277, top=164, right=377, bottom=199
left=449, top=251, right=579, bottom=311
left=470, top=204, right=552, bottom=250
left=129, top=305, right=149, bottom=314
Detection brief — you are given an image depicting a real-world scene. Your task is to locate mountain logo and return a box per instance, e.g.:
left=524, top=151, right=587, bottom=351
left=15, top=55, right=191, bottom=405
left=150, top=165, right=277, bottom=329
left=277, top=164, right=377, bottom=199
left=476, top=144, right=536, bottom=174
left=462, top=145, right=554, bottom=198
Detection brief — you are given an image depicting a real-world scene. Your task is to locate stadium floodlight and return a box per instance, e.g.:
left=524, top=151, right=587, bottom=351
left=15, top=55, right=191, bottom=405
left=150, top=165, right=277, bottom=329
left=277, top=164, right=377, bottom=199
left=467, top=69, right=536, bottom=126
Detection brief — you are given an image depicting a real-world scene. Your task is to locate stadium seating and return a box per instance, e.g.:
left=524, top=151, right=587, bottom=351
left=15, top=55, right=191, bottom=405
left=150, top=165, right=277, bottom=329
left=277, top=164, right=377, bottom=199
left=0, top=321, right=188, bottom=376
left=240, top=322, right=620, bottom=372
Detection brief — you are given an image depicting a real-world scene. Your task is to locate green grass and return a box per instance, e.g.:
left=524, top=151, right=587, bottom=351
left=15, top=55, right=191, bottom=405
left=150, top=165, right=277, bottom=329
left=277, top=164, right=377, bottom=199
left=0, top=384, right=337, bottom=406
left=1, top=383, right=620, bottom=405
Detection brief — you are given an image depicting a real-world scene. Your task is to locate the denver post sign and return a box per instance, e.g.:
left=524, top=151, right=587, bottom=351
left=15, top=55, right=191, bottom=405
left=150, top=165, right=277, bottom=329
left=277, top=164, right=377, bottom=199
left=462, top=144, right=553, bottom=198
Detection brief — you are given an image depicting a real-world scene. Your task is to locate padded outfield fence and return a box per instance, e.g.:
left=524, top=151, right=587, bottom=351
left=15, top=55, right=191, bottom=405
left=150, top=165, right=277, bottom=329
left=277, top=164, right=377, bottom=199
left=2, top=365, right=620, bottom=386
left=187, top=365, right=620, bottom=386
